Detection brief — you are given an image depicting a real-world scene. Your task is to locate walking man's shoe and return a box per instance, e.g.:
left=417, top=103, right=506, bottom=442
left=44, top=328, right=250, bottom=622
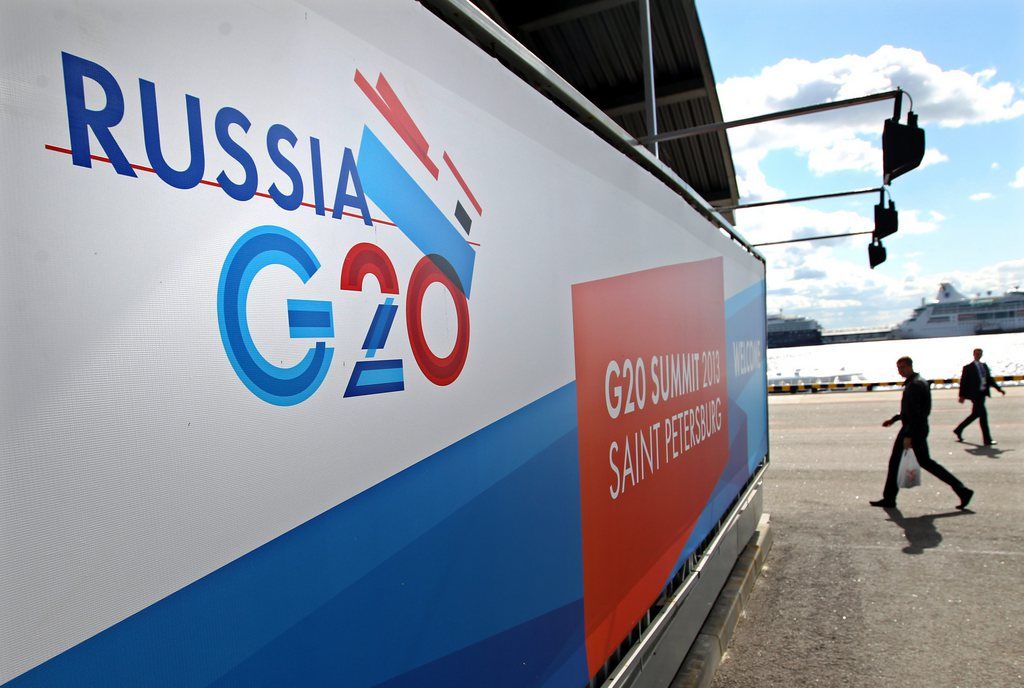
left=956, top=488, right=974, bottom=510
left=984, top=440, right=998, bottom=446
left=953, top=429, right=963, bottom=442
left=869, top=499, right=896, bottom=508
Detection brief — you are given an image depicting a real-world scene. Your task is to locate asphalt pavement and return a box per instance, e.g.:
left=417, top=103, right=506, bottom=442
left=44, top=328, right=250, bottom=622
left=710, top=387, right=1024, bottom=688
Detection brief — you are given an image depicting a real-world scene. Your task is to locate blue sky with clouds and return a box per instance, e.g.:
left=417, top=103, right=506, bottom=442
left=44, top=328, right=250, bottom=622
left=696, top=0, right=1024, bottom=329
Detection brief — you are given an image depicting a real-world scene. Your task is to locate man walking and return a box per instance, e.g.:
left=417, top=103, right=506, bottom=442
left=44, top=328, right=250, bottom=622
left=954, top=348, right=1005, bottom=446
left=871, top=356, right=973, bottom=509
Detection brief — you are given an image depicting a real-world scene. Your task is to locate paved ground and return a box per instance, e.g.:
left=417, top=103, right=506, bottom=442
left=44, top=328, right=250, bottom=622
left=711, top=387, right=1024, bottom=688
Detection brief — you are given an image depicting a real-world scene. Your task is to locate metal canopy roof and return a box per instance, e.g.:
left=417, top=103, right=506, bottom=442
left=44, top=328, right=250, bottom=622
left=467, top=0, right=739, bottom=216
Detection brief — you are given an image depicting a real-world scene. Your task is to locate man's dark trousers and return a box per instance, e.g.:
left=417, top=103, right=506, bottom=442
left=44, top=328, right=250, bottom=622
left=955, top=393, right=991, bottom=444
left=883, top=427, right=966, bottom=502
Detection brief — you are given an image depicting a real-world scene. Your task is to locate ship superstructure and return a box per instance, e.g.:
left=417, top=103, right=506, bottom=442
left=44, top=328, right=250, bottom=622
left=896, top=283, right=1024, bottom=338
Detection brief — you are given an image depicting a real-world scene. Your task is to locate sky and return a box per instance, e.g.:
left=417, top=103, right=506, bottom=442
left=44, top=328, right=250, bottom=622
left=696, top=0, right=1024, bottom=330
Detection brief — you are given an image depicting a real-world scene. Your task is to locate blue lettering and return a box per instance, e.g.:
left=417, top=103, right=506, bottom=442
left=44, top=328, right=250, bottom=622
left=332, top=147, right=372, bottom=226
left=217, top=225, right=333, bottom=406
left=267, top=124, right=303, bottom=211
left=215, top=107, right=258, bottom=202
left=61, top=52, right=136, bottom=177
left=140, top=79, right=205, bottom=189
left=310, top=136, right=326, bottom=216
left=59, top=54, right=380, bottom=231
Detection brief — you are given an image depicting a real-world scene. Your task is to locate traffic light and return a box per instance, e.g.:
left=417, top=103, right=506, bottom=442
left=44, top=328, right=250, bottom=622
left=868, top=238, right=887, bottom=269
left=870, top=192, right=896, bottom=268
left=882, top=111, right=925, bottom=184
left=874, top=198, right=898, bottom=239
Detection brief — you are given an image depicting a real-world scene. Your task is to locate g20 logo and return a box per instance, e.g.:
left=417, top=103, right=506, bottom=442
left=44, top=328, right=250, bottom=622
left=217, top=225, right=469, bottom=406
left=51, top=53, right=479, bottom=406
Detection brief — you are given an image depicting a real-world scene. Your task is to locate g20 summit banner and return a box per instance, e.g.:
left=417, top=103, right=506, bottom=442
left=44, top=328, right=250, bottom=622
left=0, top=2, right=767, bottom=686
left=573, top=259, right=731, bottom=674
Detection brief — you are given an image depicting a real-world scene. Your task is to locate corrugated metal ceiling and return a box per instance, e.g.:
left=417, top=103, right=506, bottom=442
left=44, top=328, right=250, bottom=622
left=471, top=0, right=739, bottom=214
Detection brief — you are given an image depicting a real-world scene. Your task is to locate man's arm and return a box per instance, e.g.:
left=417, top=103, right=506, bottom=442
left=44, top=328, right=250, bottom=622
left=959, top=363, right=973, bottom=402
left=986, top=364, right=1005, bottom=395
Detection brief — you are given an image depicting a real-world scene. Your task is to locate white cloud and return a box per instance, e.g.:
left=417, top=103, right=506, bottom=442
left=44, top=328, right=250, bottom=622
left=735, top=203, right=871, bottom=245
left=731, top=149, right=785, bottom=201
left=944, top=259, right=1024, bottom=297
left=762, top=244, right=907, bottom=327
left=1011, top=166, right=1024, bottom=188
left=806, top=137, right=877, bottom=176
left=734, top=199, right=941, bottom=246
left=717, top=46, right=1024, bottom=191
left=762, top=253, right=1024, bottom=330
left=730, top=203, right=1024, bottom=330
left=991, top=162, right=1001, bottom=170
left=969, top=192, right=994, bottom=201
left=719, top=47, right=1024, bottom=330
left=898, top=209, right=942, bottom=234
left=920, top=148, right=949, bottom=169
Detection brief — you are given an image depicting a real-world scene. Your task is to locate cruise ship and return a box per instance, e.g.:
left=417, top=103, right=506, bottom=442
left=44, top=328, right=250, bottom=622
left=895, top=283, right=1024, bottom=338
left=766, top=313, right=823, bottom=348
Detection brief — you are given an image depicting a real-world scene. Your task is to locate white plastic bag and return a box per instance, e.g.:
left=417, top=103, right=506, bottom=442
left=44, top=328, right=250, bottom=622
left=897, top=448, right=922, bottom=489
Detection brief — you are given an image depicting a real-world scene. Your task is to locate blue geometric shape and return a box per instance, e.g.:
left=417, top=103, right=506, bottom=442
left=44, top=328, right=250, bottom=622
left=208, top=409, right=586, bottom=688
left=362, top=297, right=397, bottom=357
left=0, top=383, right=587, bottom=688
left=216, top=226, right=333, bottom=406
left=454, top=201, right=472, bottom=235
left=357, top=127, right=476, bottom=297
left=357, top=365, right=404, bottom=387
left=287, top=299, right=334, bottom=339
left=343, top=359, right=404, bottom=397
left=670, top=278, right=768, bottom=583
left=373, top=601, right=586, bottom=688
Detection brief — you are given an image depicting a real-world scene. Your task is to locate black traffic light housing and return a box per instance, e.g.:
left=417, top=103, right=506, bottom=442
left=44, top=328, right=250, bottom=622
left=869, top=190, right=897, bottom=268
left=874, top=196, right=898, bottom=239
left=868, top=238, right=887, bottom=269
left=882, top=92, right=925, bottom=184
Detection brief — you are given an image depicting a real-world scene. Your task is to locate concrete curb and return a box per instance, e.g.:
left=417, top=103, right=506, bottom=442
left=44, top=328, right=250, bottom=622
left=669, top=514, right=773, bottom=688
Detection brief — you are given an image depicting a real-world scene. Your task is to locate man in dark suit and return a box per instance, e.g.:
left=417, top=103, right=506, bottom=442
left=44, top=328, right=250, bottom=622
left=954, top=348, right=1005, bottom=446
left=871, top=356, right=973, bottom=509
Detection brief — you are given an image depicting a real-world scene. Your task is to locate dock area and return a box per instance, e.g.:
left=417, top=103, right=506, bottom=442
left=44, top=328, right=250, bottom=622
left=710, top=387, right=1024, bottom=687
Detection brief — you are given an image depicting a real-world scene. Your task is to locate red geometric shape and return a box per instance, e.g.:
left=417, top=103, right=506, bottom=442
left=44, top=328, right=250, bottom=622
left=406, top=254, right=470, bottom=386
left=340, top=242, right=400, bottom=295
left=443, top=151, right=482, bottom=216
left=354, top=69, right=439, bottom=180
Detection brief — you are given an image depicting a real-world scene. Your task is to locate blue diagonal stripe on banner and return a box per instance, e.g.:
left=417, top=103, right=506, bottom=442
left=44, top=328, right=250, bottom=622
left=4, top=384, right=586, bottom=688
left=356, top=126, right=476, bottom=297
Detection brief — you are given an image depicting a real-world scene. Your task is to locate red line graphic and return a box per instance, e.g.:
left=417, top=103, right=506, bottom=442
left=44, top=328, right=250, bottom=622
left=354, top=69, right=440, bottom=180
left=44, top=144, right=397, bottom=227
left=442, top=151, right=482, bottom=216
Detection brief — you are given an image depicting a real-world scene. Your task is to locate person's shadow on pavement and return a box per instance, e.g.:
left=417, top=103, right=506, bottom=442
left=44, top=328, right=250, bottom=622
left=964, top=444, right=1012, bottom=459
left=883, top=507, right=974, bottom=555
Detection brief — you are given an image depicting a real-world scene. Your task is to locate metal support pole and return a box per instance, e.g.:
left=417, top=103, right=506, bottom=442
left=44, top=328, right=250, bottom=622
left=638, top=90, right=901, bottom=145
left=718, top=187, right=883, bottom=211
left=891, top=86, right=903, bottom=121
left=639, top=0, right=658, bottom=157
left=753, top=230, right=873, bottom=247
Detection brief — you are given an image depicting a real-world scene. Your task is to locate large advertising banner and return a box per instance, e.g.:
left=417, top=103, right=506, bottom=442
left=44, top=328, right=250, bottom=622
left=0, top=2, right=767, bottom=687
left=573, top=259, right=729, bottom=673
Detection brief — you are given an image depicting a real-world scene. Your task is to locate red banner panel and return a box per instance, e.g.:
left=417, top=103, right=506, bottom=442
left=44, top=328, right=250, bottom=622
left=572, top=258, right=729, bottom=675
